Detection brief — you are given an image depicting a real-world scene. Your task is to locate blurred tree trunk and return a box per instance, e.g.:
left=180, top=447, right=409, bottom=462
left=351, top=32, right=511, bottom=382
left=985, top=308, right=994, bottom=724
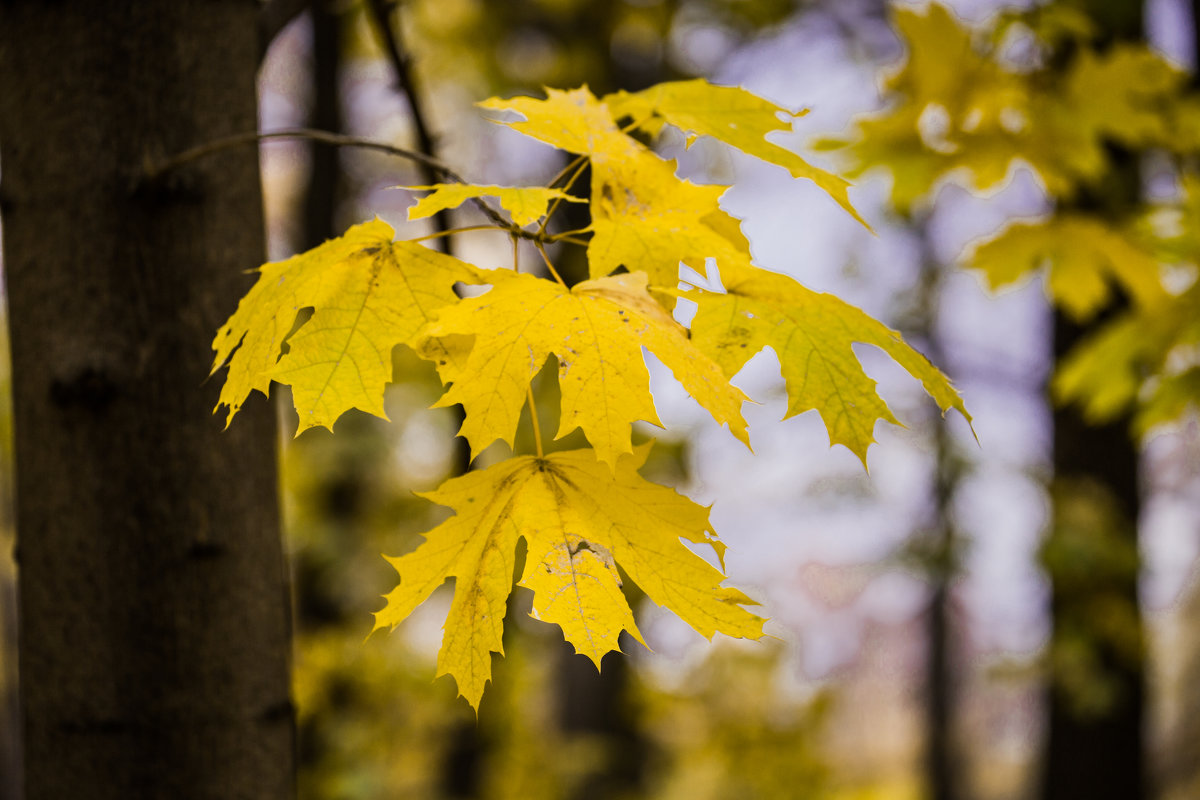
left=304, top=1, right=344, bottom=253
left=556, top=646, right=645, bottom=800
left=0, top=3, right=295, bottom=798
left=1040, top=3, right=1146, bottom=799
left=1161, top=5, right=1200, bottom=798
left=1163, top=579, right=1200, bottom=799
left=908, top=227, right=961, bottom=800
left=924, top=516, right=956, bottom=800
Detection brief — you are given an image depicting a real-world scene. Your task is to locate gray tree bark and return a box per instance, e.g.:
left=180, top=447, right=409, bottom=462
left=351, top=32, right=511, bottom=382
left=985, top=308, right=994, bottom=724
left=0, top=3, right=295, bottom=798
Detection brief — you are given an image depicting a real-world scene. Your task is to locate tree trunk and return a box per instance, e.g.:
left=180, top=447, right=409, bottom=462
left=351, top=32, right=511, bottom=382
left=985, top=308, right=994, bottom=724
left=1040, top=3, right=1146, bottom=798
left=0, top=3, right=295, bottom=798
left=911, top=227, right=961, bottom=800
left=304, top=1, right=344, bottom=253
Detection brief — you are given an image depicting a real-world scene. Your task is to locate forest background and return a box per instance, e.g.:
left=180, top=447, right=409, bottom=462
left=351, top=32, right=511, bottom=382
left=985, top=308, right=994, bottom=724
left=2, top=0, right=1200, bottom=799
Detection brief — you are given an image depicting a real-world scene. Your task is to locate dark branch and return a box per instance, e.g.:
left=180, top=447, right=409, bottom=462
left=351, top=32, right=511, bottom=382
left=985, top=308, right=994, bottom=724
left=143, top=128, right=553, bottom=242
left=144, top=127, right=450, bottom=182
left=362, top=0, right=456, bottom=251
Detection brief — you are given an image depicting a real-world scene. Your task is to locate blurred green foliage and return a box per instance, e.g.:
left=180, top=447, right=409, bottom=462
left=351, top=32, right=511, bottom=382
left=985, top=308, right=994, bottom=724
left=1040, top=479, right=1142, bottom=719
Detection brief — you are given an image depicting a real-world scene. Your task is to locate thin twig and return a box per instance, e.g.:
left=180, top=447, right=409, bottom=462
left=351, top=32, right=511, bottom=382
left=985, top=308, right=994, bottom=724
left=363, top=0, right=439, bottom=176
left=142, top=127, right=516, bottom=233
left=546, top=226, right=591, bottom=241
left=144, top=127, right=449, bottom=182
left=547, top=234, right=590, bottom=247
left=409, top=224, right=507, bottom=243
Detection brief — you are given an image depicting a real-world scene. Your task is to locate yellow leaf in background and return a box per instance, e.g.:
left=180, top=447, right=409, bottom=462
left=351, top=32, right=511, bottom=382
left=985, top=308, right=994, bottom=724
left=401, top=183, right=584, bottom=227
left=892, top=4, right=1032, bottom=148
left=1165, top=97, right=1200, bottom=152
left=1138, top=368, right=1200, bottom=436
left=688, top=264, right=969, bottom=466
left=420, top=270, right=749, bottom=467
left=1027, top=45, right=1182, bottom=186
left=211, top=218, right=477, bottom=432
left=1054, top=315, right=1148, bottom=424
left=818, top=5, right=1181, bottom=212
left=965, top=216, right=1167, bottom=321
left=887, top=3, right=996, bottom=104
left=1055, top=285, right=1200, bottom=435
left=822, top=3, right=1040, bottom=207
left=605, top=78, right=867, bottom=227
left=373, top=445, right=764, bottom=709
left=1060, top=45, right=1182, bottom=148
left=813, top=112, right=950, bottom=214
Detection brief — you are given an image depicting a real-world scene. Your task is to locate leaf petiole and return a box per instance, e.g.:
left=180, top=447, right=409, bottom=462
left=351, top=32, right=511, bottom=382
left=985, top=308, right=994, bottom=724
left=546, top=154, right=588, bottom=189
left=546, top=228, right=590, bottom=243
left=526, top=385, right=545, bottom=458
left=538, top=158, right=591, bottom=238
left=409, top=224, right=502, bottom=243
left=535, top=241, right=568, bottom=288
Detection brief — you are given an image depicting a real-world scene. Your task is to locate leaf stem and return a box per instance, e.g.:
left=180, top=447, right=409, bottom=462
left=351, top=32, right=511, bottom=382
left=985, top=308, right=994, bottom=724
left=535, top=241, right=569, bottom=288
left=546, top=228, right=591, bottom=243
left=547, top=154, right=588, bottom=189
left=410, top=224, right=504, bottom=243
left=527, top=386, right=545, bottom=459
left=538, top=158, right=591, bottom=238
left=142, top=128, right=517, bottom=236
left=408, top=222, right=571, bottom=249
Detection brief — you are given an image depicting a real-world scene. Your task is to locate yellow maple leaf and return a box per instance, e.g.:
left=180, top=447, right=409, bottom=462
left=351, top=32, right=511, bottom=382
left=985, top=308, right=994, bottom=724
left=483, top=86, right=743, bottom=284
left=605, top=78, right=867, bottom=227
left=420, top=269, right=749, bottom=467
left=587, top=154, right=751, bottom=284
left=373, top=445, right=764, bottom=709
left=688, top=263, right=970, bottom=465
left=478, top=86, right=630, bottom=156
left=401, top=183, right=584, bottom=227
left=965, top=215, right=1167, bottom=321
left=211, top=218, right=477, bottom=432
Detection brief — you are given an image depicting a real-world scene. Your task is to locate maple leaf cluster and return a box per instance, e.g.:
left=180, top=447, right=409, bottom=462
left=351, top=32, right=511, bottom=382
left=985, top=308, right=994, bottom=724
left=212, top=79, right=968, bottom=709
